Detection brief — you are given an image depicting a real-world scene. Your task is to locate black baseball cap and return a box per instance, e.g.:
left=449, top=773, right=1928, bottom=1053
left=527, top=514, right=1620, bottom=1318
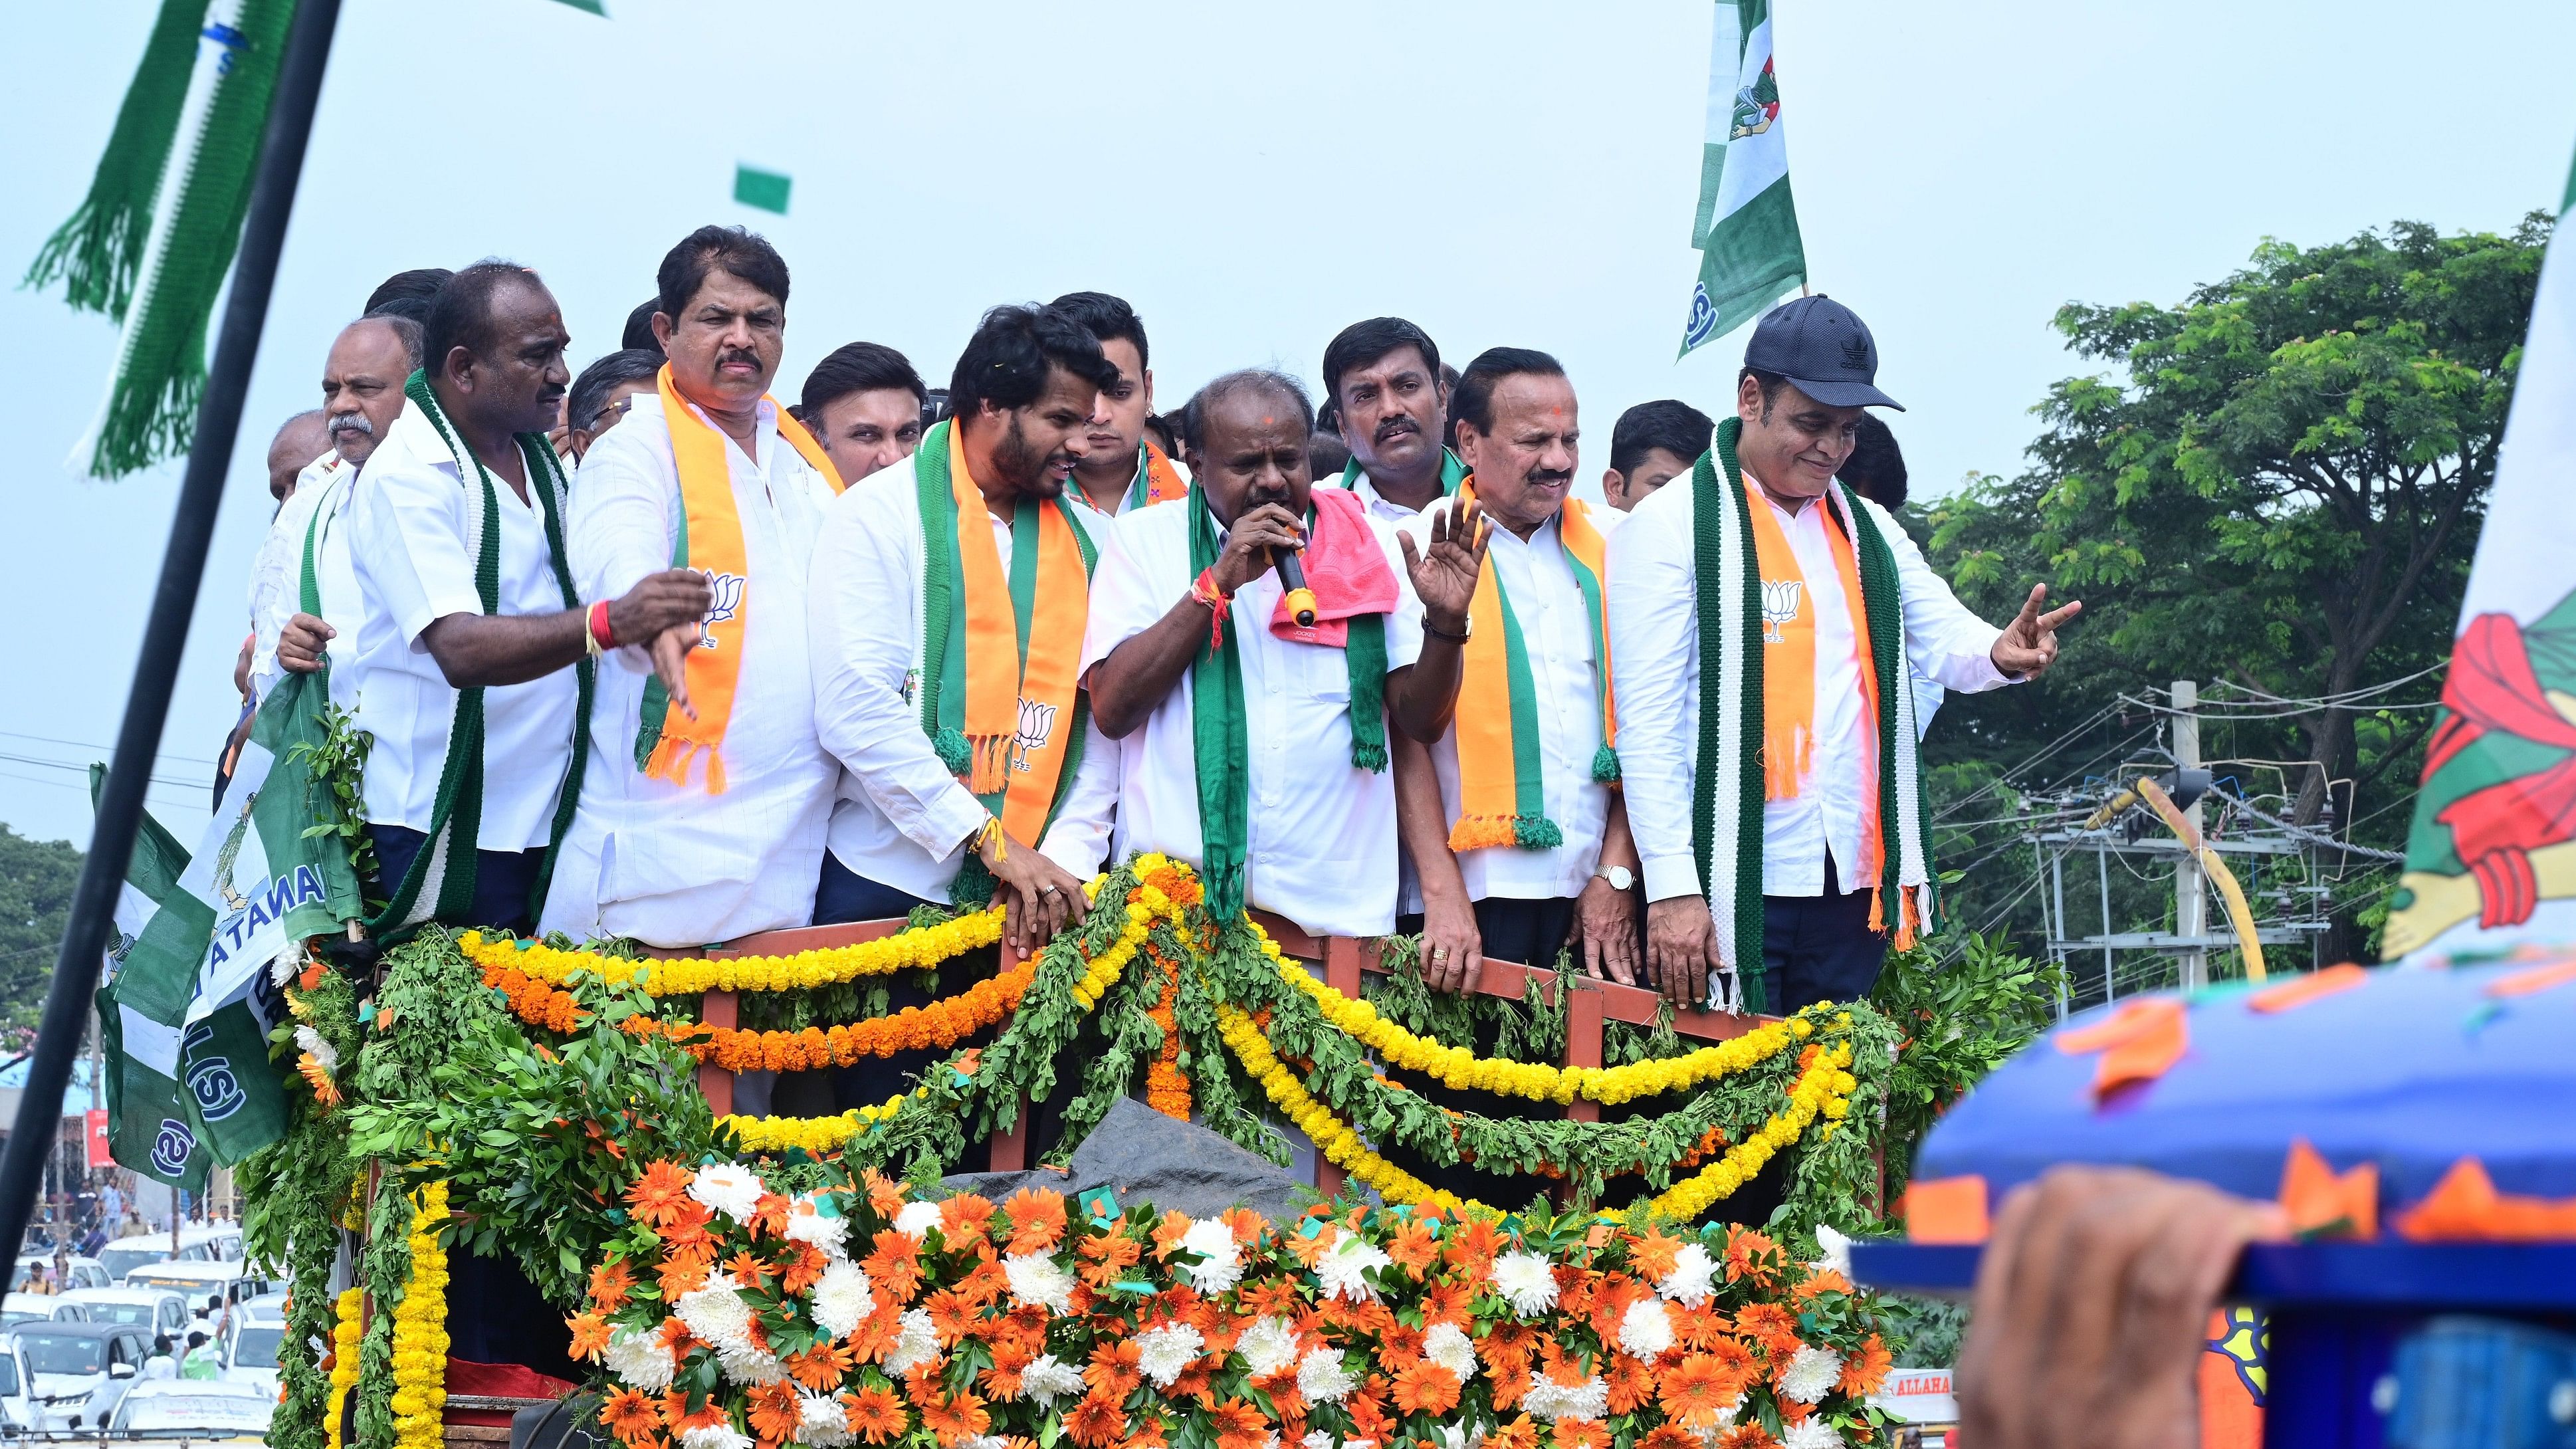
left=1743, top=294, right=1903, bottom=411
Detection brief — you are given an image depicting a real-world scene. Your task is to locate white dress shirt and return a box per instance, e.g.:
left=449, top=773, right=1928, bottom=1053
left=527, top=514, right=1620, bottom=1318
left=1608, top=470, right=2013, bottom=903
left=806, top=450, right=1113, bottom=903
left=1396, top=502, right=1611, bottom=909
left=345, top=403, right=582, bottom=851
left=1079, top=499, right=1426, bottom=939
left=247, top=451, right=362, bottom=709
left=1331, top=469, right=1431, bottom=524
left=538, top=391, right=839, bottom=947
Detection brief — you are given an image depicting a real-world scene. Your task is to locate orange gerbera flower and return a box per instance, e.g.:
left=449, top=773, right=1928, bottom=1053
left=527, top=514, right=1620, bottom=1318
left=1282, top=1223, right=1335, bottom=1270
left=1840, top=1332, right=1893, bottom=1397
left=1061, top=1392, right=1126, bottom=1448
left=1384, top=1220, right=1438, bottom=1277
left=1376, top=1319, right=1426, bottom=1369
left=1002, top=1188, right=1067, bottom=1254
left=922, top=1289, right=983, bottom=1345
left=1207, top=1398, right=1267, bottom=1449
left=1477, top=1320, right=1538, bottom=1382
left=953, top=1258, right=1009, bottom=1309
left=746, top=1381, right=802, bottom=1449
left=1125, top=1413, right=1170, bottom=1449
left=937, top=1193, right=997, bottom=1244
left=841, top=1386, right=907, bottom=1445
left=916, top=1390, right=989, bottom=1447
left=1642, top=1426, right=1710, bottom=1449
left=724, top=1250, right=774, bottom=1290
left=786, top=1340, right=855, bottom=1393
left=655, top=1252, right=711, bottom=1301
left=1702, top=1335, right=1759, bottom=1395
left=1416, top=1278, right=1472, bottom=1326
left=1236, top=1278, right=1299, bottom=1319
left=1389, top=1361, right=1461, bottom=1418
left=1445, top=1217, right=1504, bottom=1277
left=626, top=1161, right=696, bottom=1228
left=565, top=1311, right=613, bottom=1362
left=1660, top=1352, right=1737, bottom=1426
left=862, top=1170, right=908, bottom=1220
left=782, top=1242, right=831, bottom=1297
left=597, top=1389, right=662, bottom=1446
left=1485, top=1416, right=1542, bottom=1449
left=863, top=1232, right=924, bottom=1304
left=1626, top=1224, right=1683, bottom=1283
left=661, top=1389, right=726, bottom=1435
left=296, top=1054, right=341, bottom=1107
left=1604, top=1349, right=1654, bottom=1414
left=1733, top=1303, right=1802, bottom=1359
left=1084, top=1339, right=1142, bottom=1401
left=1075, top=1232, right=1141, bottom=1290
left=1673, top=1301, right=1729, bottom=1351
left=1552, top=1422, right=1613, bottom=1449
left=1723, top=1226, right=1783, bottom=1288
left=589, top=1259, right=637, bottom=1313
left=1714, top=1425, right=1779, bottom=1449
left=845, top=1293, right=901, bottom=1363
left=1792, top=1267, right=1854, bottom=1301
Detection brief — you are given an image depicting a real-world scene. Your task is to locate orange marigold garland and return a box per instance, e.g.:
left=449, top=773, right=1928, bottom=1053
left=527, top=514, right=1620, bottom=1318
left=1144, top=941, right=1190, bottom=1121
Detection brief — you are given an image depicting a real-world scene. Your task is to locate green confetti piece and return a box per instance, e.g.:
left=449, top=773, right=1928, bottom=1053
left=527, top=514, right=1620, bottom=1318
left=734, top=164, right=791, bottom=216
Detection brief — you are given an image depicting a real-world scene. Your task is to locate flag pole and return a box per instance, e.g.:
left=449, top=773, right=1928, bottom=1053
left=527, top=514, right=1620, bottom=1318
left=0, top=0, right=342, bottom=1263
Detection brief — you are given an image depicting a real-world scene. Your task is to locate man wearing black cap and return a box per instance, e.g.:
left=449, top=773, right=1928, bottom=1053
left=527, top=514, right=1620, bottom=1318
left=1607, top=295, right=2080, bottom=1015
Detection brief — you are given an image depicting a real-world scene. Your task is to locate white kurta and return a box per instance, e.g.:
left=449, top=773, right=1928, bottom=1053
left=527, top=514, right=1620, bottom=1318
left=1328, top=469, right=1430, bottom=524
left=1079, top=499, right=1426, bottom=939
left=538, top=392, right=838, bottom=947
left=1396, top=502, right=1611, bottom=909
left=247, top=451, right=363, bottom=709
left=1608, top=470, right=2013, bottom=904
left=806, top=451, right=1114, bottom=903
left=345, top=404, right=581, bottom=851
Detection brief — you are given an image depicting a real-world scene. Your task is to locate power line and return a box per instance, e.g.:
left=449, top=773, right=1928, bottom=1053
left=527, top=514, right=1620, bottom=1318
left=0, top=728, right=218, bottom=770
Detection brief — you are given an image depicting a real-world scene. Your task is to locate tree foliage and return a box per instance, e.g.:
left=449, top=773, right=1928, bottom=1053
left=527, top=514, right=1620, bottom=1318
left=0, top=826, right=84, bottom=1028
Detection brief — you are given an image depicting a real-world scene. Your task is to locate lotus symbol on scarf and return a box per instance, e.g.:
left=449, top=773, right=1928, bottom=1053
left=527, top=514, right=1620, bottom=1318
left=1761, top=578, right=1804, bottom=644
left=696, top=572, right=746, bottom=651
left=1016, top=699, right=1058, bottom=755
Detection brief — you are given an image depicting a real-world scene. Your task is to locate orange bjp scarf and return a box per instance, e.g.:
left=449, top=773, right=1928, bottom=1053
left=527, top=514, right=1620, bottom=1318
left=633, top=366, right=845, bottom=794
left=1742, top=471, right=1884, bottom=876
left=1446, top=479, right=1619, bottom=852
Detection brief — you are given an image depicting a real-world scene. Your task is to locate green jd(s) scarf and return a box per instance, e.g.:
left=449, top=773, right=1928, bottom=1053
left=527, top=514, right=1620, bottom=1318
left=370, top=371, right=593, bottom=937
left=1689, top=415, right=1935, bottom=1014
left=1334, top=445, right=1469, bottom=503
left=1186, top=482, right=1388, bottom=921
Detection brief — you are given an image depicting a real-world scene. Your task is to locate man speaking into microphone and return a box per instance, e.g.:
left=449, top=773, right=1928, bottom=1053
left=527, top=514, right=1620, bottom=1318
left=1083, top=368, right=1487, bottom=940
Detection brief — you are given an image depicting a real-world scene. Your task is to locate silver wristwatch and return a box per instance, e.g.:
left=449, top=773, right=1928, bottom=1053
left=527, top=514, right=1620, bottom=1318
left=1595, top=865, right=1636, bottom=892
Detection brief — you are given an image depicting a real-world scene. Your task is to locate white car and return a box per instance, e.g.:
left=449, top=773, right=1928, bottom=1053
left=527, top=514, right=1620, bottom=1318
left=11, top=1255, right=110, bottom=1292
left=94, top=1240, right=199, bottom=1284
left=11, top=1321, right=152, bottom=1429
left=120, top=1260, right=275, bottom=1326
left=106, top=1377, right=274, bottom=1438
left=0, top=1293, right=87, bottom=1325
left=60, top=1286, right=193, bottom=1342
left=0, top=1336, right=41, bottom=1434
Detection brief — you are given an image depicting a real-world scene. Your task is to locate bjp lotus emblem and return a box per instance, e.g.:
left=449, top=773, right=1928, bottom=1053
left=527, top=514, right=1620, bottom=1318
left=696, top=572, right=746, bottom=651
left=1761, top=578, right=1804, bottom=645
left=1015, top=699, right=1059, bottom=768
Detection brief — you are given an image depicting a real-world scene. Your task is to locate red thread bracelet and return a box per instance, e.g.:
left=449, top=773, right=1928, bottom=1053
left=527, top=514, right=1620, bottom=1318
left=588, top=600, right=616, bottom=651
left=1190, top=568, right=1231, bottom=648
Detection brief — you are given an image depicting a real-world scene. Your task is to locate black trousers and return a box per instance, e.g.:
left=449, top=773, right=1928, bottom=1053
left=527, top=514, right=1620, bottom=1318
left=366, top=824, right=546, bottom=936
left=1758, top=855, right=1891, bottom=1013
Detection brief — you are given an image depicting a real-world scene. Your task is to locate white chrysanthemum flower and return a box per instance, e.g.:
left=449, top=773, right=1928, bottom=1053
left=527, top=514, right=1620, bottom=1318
left=1018, top=1353, right=1086, bottom=1406
left=1429, top=1425, right=1486, bottom=1449
left=1315, top=1234, right=1392, bottom=1303
left=1136, top=1322, right=1205, bottom=1389
left=1301, top=1434, right=1335, bottom=1449
left=893, top=1200, right=943, bottom=1240
left=716, top=1343, right=785, bottom=1386
left=1780, top=1418, right=1845, bottom=1449
left=688, top=1162, right=766, bottom=1222
left=1658, top=1242, right=1719, bottom=1307
left=809, top=1260, right=875, bottom=1339
left=1422, top=1322, right=1477, bottom=1381
left=603, top=1329, right=675, bottom=1393
left=680, top=1425, right=752, bottom=1449
left=1004, top=1252, right=1076, bottom=1315
left=785, top=1198, right=851, bottom=1258
left=1237, top=1315, right=1301, bottom=1379
left=1521, top=1371, right=1610, bottom=1422
left=1810, top=1223, right=1854, bottom=1278
left=795, top=1391, right=851, bottom=1447
left=675, top=1275, right=754, bottom=1353
left=269, top=945, right=304, bottom=988
left=1297, top=1345, right=1358, bottom=1403
left=955, top=1438, right=1010, bottom=1449
left=1618, top=1297, right=1675, bottom=1361
left=1491, top=1250, right=1558, bottom=1317
left=293, top=1024, right=338, bottom=1072
left=1778, top=1344, right=1844, bottom=1404
left=882, top=1307, right=940, bottom=1375
left=1178, top=1217, right=1243, bottom=1293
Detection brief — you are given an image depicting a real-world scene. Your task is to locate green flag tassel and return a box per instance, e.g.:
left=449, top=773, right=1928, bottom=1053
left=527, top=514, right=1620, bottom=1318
left=22, top=0, right=211, bottom=318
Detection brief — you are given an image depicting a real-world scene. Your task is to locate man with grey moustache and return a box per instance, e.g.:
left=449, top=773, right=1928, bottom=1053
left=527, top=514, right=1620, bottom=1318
left=250, top=313, right=423, bottom=709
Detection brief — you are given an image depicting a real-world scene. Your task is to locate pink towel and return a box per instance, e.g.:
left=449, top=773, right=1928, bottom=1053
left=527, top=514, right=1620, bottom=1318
left=1268, top=485, right=1400, bottom=647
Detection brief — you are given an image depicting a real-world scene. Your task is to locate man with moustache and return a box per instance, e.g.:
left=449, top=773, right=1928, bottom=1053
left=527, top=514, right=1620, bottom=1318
left=1083, top=370, right=1486, bottom=940
left=1051, top=291, right=1186, bottom=521
left=253, top=315, right=423, bottom=709
left=799, top=340, right=928, bottom=484
left=1610, top=296, right=2079, bottom=1015
left=344, top=261, right=710, bottom=935
left=1319, top=316, right=1467, bottom=521
left=1393, top=349, right=1640, bottom=990
left=541, top=226, right=845, bottom=947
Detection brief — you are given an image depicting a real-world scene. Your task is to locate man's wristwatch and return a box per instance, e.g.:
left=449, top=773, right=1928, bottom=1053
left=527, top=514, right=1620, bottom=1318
left=1422, top=614, right=1471, bottom=643
left=1595, top=865, right=1635, bottom=892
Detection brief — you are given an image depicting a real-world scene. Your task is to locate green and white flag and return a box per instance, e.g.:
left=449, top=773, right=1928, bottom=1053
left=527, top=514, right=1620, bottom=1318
left=1679, top=0, right=1808, bottom=357
left=93, top=668, right=362, bottom=1184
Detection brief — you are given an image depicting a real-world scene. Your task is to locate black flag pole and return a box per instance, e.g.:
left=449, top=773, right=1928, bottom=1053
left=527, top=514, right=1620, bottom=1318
left=0, top=0, right=342, bottom=1260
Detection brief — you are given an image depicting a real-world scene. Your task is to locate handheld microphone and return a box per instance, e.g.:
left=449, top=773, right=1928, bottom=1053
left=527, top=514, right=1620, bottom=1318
left=1275, top=546, right=1317, bottom=628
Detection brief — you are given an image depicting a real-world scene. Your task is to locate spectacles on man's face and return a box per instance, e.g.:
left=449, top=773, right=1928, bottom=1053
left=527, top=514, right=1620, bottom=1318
left=590, top=394, right=639, bottom=431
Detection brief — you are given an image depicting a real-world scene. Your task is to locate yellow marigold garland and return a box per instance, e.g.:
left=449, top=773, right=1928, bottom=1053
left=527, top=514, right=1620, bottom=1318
left=324, top=1286, right=364, bottom=1449
left=718, top=1094, right=906, bottom=1154
left=455, top=904, right=1006, bottom=997
left=1216, top=1006, right=1459, bottom=1211
left=387, top=1182, right=450, bottom=1449
left=1251, top=918, right=1806, bottom=1105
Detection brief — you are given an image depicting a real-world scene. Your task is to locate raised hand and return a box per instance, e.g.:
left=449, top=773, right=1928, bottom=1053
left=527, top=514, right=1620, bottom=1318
left=1397, top=496, right=1489, bottom=635
left=1992, top=583, right=2082, bottom=680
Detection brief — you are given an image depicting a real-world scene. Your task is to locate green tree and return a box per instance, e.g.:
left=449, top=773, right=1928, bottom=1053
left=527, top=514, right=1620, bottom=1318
left=0, top=826, right=84, bottom=1027
left=1924, top=216, right=2547, bottom=960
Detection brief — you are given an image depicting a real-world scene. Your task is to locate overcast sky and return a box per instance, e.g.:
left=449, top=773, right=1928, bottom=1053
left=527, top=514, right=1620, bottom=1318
left=3, top=0, right=2571, bottom=849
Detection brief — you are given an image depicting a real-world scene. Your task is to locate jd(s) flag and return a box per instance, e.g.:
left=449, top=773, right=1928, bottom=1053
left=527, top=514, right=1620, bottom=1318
left=2382, top=144, right=2576, bottom=963
left=94, top=667, right=364, bottom=1186
left=1679, top=0, right=1808, bottom=357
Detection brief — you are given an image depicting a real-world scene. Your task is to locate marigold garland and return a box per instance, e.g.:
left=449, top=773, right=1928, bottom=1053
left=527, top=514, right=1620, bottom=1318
left=387, top=1182, right=450, bottom=1449
left=1144, top=941, right=1191, bottom=1121
left=1218, top=1006, right=1458, bottom=1210
left=1255, top=921, right=1808, bottom=1105
left=664, top=959, right=1037, bottom=1071
left=324, top=1287, right=363, bottom=1449
left=455, top=903, right=1006, bottom=996
left=718, top=1093, right=907, bottom=1154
